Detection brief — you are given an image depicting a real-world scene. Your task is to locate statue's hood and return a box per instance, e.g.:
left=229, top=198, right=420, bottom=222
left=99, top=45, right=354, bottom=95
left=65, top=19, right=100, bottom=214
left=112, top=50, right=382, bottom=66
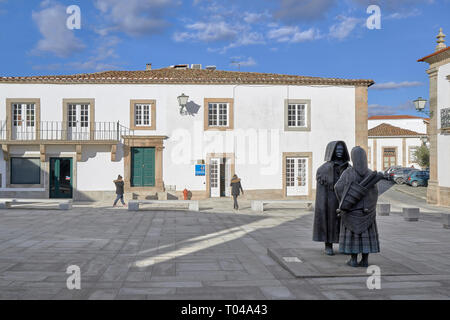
left=324, top=141, right=350, bottom=162
left=351, top=146, right=369, bottom=176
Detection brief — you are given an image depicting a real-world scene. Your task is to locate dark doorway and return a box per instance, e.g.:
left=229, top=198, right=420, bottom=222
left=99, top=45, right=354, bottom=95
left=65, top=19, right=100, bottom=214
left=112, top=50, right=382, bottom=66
left=50, top=158, right=73, bottom=198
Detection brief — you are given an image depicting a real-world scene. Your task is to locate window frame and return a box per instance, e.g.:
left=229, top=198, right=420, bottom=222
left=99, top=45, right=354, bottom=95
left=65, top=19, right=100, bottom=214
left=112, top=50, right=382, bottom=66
left=5, top=98, right=41, bottom=141
left=130, top=100, right=156, bottom=131
left=204, top=98, right=234, bottom=131
left=284, top=99, right=311, bottom=132
left=6, top=155, right=45, bottom=188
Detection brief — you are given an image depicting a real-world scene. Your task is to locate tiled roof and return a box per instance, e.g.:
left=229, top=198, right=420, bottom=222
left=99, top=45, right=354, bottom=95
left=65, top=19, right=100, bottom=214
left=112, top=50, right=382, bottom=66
left=418, top=46, right=450, bottom=62
left=368, top=123, right=425, bottom=137
left=368, top=115, right=428, bottom=120
left=0, top=68, right=374, bottom=86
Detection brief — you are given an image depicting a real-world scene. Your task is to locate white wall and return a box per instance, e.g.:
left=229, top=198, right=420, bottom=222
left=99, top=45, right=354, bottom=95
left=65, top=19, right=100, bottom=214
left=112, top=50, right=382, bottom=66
left=368, top=137, right=422, bottom=171
left=437, top=62, right=450, bottom=187
left=0, top=83, right=357, bottom=193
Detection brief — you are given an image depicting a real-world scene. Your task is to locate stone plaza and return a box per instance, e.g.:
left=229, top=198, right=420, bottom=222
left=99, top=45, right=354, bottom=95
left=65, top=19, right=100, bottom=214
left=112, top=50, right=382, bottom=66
left=0, top=181, right=449, bottom=300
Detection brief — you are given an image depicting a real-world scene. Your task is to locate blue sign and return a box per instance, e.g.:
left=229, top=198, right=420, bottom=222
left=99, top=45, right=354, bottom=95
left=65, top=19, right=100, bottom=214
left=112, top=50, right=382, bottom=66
left=195, top=164, right=205, bottom=176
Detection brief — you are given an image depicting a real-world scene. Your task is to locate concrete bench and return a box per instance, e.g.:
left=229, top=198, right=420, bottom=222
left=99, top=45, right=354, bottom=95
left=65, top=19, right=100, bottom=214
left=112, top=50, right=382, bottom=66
left=377, top=203, right=391, bottom=216
left=403, top=207, right=420, bottom=221
left=128, top=200, right=199, bottom=212
left=251, top=200, right=313, bottom=212
left=0, top=199, right=73, bottom=210
left=442, top=213, right=450, bottom=229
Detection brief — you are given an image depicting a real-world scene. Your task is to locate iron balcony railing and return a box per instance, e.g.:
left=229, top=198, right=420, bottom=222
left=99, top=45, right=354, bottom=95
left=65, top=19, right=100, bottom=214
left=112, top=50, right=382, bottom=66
left=0, top=121, right=134, bottom=142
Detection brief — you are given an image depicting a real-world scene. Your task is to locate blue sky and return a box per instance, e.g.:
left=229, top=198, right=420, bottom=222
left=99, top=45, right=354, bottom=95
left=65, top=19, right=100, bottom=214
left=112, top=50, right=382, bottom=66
left=0, top=0, right=449, bottom=116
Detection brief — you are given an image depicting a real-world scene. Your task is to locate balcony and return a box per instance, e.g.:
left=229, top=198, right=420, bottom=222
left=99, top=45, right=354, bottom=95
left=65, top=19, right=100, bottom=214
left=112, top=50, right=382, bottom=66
left=0, top=121, right=134, bottom=143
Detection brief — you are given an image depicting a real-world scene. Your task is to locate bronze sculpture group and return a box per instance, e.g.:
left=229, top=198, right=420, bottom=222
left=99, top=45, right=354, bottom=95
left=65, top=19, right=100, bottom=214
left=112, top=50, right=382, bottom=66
left=313, top=142, right=383, bottom=267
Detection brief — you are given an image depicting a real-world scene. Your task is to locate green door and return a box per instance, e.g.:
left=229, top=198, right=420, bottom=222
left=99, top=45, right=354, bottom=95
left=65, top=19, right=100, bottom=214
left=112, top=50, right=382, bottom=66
left=131, top=147, right=155, bottom=187
left=50, top=158, right=73, bottom=198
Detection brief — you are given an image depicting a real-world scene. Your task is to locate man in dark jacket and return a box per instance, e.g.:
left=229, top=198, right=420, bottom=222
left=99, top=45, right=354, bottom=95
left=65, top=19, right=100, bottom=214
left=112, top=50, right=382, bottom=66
left=113, top=175, right=126, bottom=207
left=335, top=146, right=380, bottom=267
left=313, top=141, right=350, bottom=255
left=230, top=174, right=244, bottom=210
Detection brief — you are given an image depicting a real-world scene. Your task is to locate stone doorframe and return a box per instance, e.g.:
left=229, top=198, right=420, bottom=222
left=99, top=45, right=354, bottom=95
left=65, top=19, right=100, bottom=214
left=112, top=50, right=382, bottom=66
left=122, top=135, right=167, bottom=193
left=205, top=153, right=235, bottom=198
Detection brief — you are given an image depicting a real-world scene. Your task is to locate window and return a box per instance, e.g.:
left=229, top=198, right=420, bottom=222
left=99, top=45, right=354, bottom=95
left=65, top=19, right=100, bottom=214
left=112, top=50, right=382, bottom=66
left=204, top=98, right=234, bottom=130
left=13, top=103, right=35, bottom=127
left=130, top=100, right=156, bottom=130
left=287, top=104, right=306, bottom=127
left=208, top=103, right=229, bottom=127
left=135, top=104, right=151, bottom=126
left=10, top=158, right=40, bottom=184
left=284, top=99, right=311, bottom=131
left=409, top=146, right=418, bottom=163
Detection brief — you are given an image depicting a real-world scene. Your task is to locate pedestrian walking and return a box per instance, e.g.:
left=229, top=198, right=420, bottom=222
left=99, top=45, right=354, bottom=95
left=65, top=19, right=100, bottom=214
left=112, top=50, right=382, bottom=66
left=113, top=175, right=126, bottom=207
left=230, top=174, right=244, bottom=210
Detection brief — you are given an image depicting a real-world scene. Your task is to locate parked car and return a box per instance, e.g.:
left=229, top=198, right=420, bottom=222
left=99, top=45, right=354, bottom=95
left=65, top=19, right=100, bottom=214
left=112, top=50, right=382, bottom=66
left=391, top=168, right=419, bottom=184
left=384, top=166, right=402, bottom=179
left=406, top=170, right=430, bottom=187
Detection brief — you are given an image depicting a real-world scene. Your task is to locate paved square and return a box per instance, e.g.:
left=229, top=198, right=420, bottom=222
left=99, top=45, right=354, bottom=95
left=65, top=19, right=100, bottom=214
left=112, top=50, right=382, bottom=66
left=0, top=195, right=449, bottom=300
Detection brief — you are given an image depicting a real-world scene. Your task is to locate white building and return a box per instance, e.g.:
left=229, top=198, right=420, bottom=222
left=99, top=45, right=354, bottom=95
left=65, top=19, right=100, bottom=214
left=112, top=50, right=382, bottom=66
left=0, top=65, right=372, bottom=201
left=418, top=28, right=450, bottom=207
left=368, top=115, right=428, bottom=171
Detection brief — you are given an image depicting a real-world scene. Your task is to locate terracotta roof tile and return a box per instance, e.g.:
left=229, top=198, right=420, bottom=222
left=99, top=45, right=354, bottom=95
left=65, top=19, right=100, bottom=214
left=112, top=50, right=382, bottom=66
left=0, top=68, right=374, bottom=86
left=368, top=123, right=425, bottom=137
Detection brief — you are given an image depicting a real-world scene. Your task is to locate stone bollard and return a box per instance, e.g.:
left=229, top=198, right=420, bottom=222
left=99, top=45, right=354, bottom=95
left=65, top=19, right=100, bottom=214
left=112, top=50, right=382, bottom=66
left=128, top=201, right=140, bottom=211
left=442, top=213, right=450, bottom=229
left=403, top=207, right=420, bottom=221
left=377, top=204, right=391, bottom=216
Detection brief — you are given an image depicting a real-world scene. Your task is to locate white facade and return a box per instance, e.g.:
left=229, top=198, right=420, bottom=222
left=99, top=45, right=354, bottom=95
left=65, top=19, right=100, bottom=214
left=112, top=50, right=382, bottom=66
left=0, top=69, right=370, bottom=201
left=368, top=117, right=427, bottom=171
left=437, top=62, right=450, bottom=188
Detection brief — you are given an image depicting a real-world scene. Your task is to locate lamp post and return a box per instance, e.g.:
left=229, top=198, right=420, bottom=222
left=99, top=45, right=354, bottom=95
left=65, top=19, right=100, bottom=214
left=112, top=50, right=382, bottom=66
left=177, top=93, right=189, bottom=115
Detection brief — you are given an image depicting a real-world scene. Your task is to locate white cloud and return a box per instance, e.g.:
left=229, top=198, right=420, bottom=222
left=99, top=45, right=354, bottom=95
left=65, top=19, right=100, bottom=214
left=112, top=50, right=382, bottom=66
left=268, top=26, right=320, bottom=43
left=275, top=0, right=337, bottom=22
left=230, top=56, right=257, bottom=67
left=94, top=0, right=177, bottom=36
left=173, top=21, right=238, bottom=42
left=243, top=11, right=271, bottom=24
left=368, top=101, right=416, bottom=116
left=31, top=1, right=85, bottom=57
left=371, top=81, right=423, bottom=90
left=328, top=16, right=362, bottom=40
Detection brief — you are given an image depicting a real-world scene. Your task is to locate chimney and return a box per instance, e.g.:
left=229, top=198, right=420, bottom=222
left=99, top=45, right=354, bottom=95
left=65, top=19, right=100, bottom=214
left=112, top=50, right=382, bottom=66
left=436, top=28, right=446, bottom=52
left=146, top=63, right=152, bottom=71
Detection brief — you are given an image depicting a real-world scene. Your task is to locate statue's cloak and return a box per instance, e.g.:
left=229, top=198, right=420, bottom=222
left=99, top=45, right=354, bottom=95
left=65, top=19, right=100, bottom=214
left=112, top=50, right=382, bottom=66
left=312, top=141, right=350, bottom=243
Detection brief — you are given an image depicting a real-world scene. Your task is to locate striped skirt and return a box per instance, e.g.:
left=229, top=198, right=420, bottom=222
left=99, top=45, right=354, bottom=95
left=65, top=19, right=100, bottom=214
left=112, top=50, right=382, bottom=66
left=339, top=220, right=380, bottom=254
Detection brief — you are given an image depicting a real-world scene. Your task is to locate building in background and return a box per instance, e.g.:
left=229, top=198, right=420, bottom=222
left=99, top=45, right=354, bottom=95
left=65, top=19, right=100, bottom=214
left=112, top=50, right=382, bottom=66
left=418, top=28, right=450, bottom=207
left=368, top=115, right=428, bottom=171
left=0, top=65, right=372, bottom=201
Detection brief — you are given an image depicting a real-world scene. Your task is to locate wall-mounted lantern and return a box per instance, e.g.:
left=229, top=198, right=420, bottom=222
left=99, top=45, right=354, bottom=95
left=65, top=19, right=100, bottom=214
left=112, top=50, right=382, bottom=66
left=177, top=93, right=189, bottom=115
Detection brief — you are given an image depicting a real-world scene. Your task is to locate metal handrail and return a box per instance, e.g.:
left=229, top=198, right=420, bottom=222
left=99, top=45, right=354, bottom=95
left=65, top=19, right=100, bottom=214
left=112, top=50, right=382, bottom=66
left=0, top=120, right=134, bottom=142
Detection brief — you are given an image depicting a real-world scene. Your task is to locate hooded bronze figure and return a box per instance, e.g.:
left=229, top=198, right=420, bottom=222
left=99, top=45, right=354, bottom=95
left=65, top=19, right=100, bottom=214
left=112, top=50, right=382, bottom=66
left=313, top=141, right=350, bottom=255
left=335, top=146, right=380, bottom=267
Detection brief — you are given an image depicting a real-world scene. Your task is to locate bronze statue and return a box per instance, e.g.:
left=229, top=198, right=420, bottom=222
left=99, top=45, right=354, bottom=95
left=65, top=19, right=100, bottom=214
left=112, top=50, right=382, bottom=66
left=313, top=141, right=350, bottom=255
left=335, top=146, right=382, bottom=267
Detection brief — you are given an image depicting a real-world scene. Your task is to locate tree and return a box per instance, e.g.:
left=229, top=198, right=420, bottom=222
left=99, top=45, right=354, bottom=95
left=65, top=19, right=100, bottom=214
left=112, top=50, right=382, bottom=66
left=413, top=144, right=430, bottom=168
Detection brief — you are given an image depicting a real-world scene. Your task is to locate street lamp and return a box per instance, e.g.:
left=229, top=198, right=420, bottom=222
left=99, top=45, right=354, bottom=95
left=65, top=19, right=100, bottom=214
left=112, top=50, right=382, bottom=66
left=177, top=93, right=189, bottom=115
left=413, top=97, right=432, bottom=116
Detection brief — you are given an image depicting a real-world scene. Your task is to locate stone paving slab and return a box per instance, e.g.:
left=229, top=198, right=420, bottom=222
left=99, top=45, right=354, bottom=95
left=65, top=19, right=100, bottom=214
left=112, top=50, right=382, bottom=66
left=268, top=248, right=420, bottom=278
